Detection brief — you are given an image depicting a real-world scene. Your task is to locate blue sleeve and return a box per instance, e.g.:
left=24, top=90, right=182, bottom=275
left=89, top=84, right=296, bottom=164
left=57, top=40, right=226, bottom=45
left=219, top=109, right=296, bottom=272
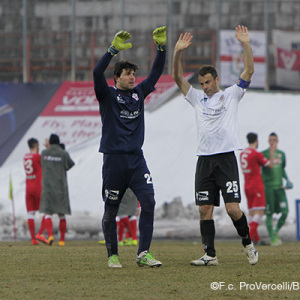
left=139, top=50, right=166, bottom=95
left=93, top=52, right=113, bottom=102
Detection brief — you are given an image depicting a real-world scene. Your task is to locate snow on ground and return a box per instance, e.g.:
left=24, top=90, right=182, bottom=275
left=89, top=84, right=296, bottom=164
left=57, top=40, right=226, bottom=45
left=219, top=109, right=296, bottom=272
left=0, top=89, right=299, bottom=240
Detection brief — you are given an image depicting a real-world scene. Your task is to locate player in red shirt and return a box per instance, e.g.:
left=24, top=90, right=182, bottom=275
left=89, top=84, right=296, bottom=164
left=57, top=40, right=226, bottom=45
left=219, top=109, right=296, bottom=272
left=240, top=133, right=274, bottom=245
left=23, top=138, right=47, bottom=245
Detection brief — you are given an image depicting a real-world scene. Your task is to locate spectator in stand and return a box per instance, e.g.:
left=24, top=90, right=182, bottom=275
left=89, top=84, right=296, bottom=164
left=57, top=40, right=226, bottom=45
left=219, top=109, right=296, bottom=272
left=39, top=134, right=75, bottom=246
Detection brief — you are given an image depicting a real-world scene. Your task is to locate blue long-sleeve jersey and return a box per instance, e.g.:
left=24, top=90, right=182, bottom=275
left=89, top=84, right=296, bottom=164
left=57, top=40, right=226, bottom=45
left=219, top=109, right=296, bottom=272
left=93, top=50, right=166, bottom=154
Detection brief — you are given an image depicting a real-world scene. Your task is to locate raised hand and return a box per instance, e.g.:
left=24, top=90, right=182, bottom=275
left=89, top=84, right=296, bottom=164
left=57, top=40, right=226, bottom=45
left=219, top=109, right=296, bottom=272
left=153, top=26, right=167, bottom=51
left=175, top=32, right=193, bottom=52
left=235, top=25, right=250, bottom=44
left=108, top=30, right=132, bottom=56
left=111, top=30, right=132, bottom=51
left=153, top=26, right=167, bottom=46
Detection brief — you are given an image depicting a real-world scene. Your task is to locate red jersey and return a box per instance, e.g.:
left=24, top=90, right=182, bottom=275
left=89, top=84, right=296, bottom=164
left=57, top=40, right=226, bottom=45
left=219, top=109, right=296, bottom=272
left=23, top=153, right=42, bottom=193
left=240, top=147, right=269, bottom=187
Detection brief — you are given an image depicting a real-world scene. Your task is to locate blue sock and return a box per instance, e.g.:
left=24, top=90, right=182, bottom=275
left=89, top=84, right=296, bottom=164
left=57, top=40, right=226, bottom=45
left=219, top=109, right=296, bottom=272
left=102, top=202, right=119, bottom=257
left=137, top=193, right=155, bottom=255
left=138, top=208, right=154, bottom=254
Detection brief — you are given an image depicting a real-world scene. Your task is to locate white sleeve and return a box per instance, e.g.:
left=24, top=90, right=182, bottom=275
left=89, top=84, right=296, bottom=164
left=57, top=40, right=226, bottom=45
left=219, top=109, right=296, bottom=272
left=184, top=86, right=203, bottom=107
left=225, top=84, right=246, bottom=102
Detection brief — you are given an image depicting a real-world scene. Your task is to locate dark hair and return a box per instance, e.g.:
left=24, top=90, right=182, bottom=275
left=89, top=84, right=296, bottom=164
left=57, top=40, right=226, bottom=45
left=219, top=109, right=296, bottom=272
left=246, top=132, right=258, bottom=144
left=114, top=61, right=138, bottom=83
left=59, top=143, right=65, bottom=150
left=198, top=65, right=218, bottom=79
left=49, top=134, right=60, bottom=145
left=27, top=138, right=38, bottom=149
left=269, top=132, right=277, bottom=138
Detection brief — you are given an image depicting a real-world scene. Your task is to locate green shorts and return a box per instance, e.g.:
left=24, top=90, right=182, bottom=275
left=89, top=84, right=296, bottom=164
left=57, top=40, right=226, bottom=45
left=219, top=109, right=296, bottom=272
left=264, top=187, right=289, bottom=216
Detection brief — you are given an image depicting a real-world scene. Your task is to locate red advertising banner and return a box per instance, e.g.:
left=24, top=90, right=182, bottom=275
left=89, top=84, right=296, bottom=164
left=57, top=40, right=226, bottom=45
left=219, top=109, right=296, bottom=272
left=273, top=30, right=300, bottom=89
left=41, top=81, right=100, bottom=117
left=41, top=74, right=192, bottom=117
left=276, top=48, right=300, bottom=70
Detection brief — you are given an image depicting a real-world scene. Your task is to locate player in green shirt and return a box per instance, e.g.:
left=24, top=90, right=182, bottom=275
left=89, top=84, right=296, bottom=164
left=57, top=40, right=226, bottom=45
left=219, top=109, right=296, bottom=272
left=262, top=133, right=293, bottom=246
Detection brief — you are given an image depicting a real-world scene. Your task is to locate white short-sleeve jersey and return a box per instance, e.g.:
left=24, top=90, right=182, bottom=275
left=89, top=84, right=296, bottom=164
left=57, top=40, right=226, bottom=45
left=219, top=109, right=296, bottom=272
left=185, top=84, right=246, bottom=156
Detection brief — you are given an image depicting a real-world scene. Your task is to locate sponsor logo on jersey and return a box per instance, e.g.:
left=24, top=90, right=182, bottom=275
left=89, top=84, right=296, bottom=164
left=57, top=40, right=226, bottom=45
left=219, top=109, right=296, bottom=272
left=196, top=191, right=209, bottom=201
left=117, top=95, right=125, bottom=104
left=274, top=157, right=282, bottom=167
left=105, top=189, right=119, bottom=201
left=120, top=109, right=140, bottom=119
left=43, top=155, right=62, bottom=162
left=234, top=192, right=239, bottom=199
left=202, top=105, right=226, bottom=116
left=132, top=93, right=139, bottom=101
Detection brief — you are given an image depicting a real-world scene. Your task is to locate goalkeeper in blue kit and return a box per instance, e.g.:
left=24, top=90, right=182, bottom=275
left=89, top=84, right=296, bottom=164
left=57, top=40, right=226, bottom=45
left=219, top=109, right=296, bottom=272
left=93, top=27, right=167, bottom=268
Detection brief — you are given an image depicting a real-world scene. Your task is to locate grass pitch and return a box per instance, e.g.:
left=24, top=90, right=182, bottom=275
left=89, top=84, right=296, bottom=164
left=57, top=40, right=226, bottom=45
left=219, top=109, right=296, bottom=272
left=0, top=239, right=299, bottom=299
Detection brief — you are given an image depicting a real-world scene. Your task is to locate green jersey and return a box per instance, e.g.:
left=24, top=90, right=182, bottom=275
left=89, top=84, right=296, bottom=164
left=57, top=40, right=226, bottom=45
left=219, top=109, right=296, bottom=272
left=261, top=148, right=287, bottom=188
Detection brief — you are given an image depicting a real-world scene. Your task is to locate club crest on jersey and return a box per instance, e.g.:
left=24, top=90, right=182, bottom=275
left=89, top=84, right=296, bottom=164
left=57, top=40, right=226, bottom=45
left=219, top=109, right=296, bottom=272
left=132, top=93, right=139, bottom=101
left=117, top=95, right=125, bottom=104
left=219, top=95, right=225, bottom=102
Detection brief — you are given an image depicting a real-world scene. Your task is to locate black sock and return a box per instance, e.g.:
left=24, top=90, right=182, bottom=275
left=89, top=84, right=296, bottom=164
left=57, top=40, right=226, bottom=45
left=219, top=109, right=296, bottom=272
left=232, top=213, right=251, bottom=247
left=102, top=202, right=119, bottom=257
left=200, top=221, right=206, bottom=247
left=200, top=220, right=216, bottom=257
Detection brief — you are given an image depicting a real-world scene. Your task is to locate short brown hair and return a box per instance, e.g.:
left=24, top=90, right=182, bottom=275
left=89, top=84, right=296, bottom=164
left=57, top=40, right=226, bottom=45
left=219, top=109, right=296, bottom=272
left=198, top=65, right=218, bottom=79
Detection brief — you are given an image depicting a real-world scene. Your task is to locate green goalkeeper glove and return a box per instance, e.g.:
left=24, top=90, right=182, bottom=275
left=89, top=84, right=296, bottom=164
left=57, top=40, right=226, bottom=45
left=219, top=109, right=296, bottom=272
left=153, top=26, right=167, bottom=51
left=108, top=30, right=132, bottom=56
left=285, top=179, right=293, bottom=189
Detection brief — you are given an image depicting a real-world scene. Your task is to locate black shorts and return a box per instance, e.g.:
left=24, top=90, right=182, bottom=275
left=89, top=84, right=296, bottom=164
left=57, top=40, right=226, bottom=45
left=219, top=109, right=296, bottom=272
left=195, top=152, right=241, bottom=206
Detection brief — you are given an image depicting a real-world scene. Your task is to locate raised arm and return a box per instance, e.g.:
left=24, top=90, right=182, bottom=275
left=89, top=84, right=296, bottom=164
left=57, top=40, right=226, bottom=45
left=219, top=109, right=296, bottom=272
left=235, top=25, right=254, bottom=82
left=93, top=31, right=132, bottom=97
left=172, top=33, right=193, bottom=96
left=93, top=52, right=113, bottom=94
left=146, top=26, right=167, bottom=85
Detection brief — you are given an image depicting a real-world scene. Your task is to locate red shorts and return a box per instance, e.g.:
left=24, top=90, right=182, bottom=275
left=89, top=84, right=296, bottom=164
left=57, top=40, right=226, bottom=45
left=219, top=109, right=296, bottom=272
left=245, top=185, right=265, bottom=211
left=26, top=189, right=41, bottom=212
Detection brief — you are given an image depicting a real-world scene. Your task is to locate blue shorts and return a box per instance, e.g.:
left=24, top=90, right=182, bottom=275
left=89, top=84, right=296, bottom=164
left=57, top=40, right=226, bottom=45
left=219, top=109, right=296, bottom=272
left=102, top=153, right=154, bottom=205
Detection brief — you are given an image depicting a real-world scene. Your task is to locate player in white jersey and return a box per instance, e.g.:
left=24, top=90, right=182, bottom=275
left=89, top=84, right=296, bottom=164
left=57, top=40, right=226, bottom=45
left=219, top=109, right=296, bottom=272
left=172, top=25, right=258, bottom=265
